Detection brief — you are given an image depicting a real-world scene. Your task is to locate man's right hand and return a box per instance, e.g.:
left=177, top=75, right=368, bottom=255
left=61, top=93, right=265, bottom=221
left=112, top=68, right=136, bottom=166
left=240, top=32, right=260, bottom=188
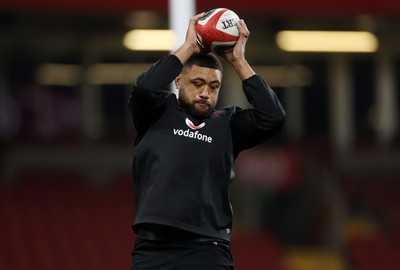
left=173, top=12, right=205, bottom=64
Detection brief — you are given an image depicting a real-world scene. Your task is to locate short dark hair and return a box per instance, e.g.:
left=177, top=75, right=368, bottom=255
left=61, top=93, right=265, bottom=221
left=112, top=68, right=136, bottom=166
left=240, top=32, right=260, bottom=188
left=184, top=52, right=223, bottom=74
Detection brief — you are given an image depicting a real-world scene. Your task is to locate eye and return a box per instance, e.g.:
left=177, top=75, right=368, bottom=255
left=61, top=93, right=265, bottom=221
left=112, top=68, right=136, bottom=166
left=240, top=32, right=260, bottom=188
left=192, top=80, right=204, bottom=88
left=209, top=83, right=220, bottom=91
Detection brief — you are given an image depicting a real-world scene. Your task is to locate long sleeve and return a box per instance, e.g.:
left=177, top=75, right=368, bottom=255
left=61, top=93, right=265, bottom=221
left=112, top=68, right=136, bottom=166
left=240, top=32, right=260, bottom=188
left=129, top=55, right=183, bottom=142
left=231, top=74, right=286, bottom=157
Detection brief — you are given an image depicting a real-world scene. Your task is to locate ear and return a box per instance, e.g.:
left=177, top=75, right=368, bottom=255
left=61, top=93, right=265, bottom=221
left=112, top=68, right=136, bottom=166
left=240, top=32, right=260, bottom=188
left=174, top=75, right=181, bottom=89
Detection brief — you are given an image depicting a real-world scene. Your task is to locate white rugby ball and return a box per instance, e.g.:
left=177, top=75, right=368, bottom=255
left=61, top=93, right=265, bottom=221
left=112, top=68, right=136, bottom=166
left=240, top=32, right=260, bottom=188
left=195, top=8, right=240, bottom=54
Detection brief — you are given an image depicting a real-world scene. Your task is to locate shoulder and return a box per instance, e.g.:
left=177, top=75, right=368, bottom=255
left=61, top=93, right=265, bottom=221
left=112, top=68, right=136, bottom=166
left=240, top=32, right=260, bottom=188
left=206, top=106, right=243, bottom=126
left=214, top=106, right=244, bottom=117
left=211, top=106, right=236, bottom=118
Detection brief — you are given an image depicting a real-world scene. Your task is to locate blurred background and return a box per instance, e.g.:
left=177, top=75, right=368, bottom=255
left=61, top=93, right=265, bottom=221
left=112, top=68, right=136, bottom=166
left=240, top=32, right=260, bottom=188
left=1, top=0, right=400, bottom=269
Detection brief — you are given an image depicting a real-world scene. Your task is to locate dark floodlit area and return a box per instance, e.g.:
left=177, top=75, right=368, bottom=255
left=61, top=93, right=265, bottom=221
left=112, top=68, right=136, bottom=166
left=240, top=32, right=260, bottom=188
left=1, top=1, right=400, bottom=269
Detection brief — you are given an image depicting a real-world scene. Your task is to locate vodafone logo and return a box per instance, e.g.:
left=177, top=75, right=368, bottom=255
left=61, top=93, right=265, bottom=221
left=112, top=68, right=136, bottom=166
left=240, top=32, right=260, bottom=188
left=185, top=118, right=205, bottom=130
left=173, top=118, right=212, bottom=143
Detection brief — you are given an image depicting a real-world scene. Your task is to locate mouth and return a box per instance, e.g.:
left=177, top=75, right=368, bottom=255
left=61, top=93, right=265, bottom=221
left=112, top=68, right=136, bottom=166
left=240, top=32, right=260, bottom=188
left=194, top=102, right=210, bottom=110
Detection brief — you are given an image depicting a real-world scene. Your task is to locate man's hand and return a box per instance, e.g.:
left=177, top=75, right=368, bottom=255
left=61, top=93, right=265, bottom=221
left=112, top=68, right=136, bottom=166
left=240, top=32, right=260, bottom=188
left=173, top=12, right=205, bottom=64
left=185, top=12, right=205, bottom=52
left=220, top=19, right=255, bottom=80
left=221, top=20, right=249, bottom=64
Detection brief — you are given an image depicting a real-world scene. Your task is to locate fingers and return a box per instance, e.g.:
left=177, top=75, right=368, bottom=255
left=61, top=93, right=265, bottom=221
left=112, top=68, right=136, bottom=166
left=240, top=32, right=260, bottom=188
left=184, top=13, right=206, bottom=53
left=195, top=12, right=206, bottom=20
left=237, top=19, right=250, bottom=39
left=187, top=12, right=206, bottom=37
left=187, top=12, right=205, bottom=34
left=191, top=12, right=206, bottom=24
left=223, top=19, right=248, bottom=61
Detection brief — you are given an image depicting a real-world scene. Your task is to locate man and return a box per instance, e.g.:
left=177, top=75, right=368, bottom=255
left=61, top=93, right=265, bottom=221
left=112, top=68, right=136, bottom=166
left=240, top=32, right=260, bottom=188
left=129, top=12, right=285, bottom=270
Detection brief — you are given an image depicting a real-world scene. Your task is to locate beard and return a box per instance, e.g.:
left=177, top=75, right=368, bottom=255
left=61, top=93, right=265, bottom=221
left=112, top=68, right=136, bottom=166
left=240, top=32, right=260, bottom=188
left=178, top=96, right=215, bottom=119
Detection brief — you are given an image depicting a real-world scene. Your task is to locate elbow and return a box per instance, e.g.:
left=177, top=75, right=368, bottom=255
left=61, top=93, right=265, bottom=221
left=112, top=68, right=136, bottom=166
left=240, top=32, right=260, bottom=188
left=269, top=116, right=285, bottom=134
left=275, top=110, right=286, bottom=129
left=259, top=110, right=286, bottom=134
left=132, top=72, right=157, bottom=96
left=131, top=83, right=155, bottom=103
left=268, top=108, right=286, bottom=131
left=133, top=79, right=150, bottom=95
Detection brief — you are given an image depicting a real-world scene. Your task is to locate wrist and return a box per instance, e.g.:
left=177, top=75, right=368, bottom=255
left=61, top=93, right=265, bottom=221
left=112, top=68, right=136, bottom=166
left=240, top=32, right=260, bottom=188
left=231, top=59, right=255, bottom=80
left=173, top=42, right=198, bottom=65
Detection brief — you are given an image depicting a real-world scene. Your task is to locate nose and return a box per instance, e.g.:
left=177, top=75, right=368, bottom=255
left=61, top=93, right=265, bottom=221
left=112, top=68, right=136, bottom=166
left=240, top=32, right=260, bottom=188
left=199, top=86, right=210, bottom=99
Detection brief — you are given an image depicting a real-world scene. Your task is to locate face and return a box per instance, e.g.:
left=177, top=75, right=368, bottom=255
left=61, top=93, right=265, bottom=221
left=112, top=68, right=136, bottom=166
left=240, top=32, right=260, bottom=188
left=175, top=65, right=222, bottom=119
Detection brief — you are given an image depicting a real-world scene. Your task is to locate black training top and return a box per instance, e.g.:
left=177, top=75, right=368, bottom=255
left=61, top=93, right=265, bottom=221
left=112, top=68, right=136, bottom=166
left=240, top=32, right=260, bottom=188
left=129, top=54, right=285, bottom=241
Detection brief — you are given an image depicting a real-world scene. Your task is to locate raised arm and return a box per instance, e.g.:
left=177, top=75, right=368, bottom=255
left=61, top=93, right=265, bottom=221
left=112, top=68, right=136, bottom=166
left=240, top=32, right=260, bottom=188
left=220, top=20, right=286, bottom=156
left=129, top=12, right=206, bottom=140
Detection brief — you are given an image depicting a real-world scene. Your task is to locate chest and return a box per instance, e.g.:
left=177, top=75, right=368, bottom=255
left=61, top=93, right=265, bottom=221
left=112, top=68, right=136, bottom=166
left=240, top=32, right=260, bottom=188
left=137, top=104, right=233, bottom=159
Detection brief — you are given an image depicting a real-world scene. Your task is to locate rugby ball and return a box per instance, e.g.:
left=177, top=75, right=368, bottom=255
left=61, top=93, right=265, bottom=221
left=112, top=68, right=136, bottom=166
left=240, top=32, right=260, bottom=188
left=196, top=8, right=240, bottom=54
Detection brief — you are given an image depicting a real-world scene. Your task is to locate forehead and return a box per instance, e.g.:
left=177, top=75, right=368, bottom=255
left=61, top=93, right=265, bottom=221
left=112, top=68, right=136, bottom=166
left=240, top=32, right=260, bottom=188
left=183, top=65, right=222, bottom=81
